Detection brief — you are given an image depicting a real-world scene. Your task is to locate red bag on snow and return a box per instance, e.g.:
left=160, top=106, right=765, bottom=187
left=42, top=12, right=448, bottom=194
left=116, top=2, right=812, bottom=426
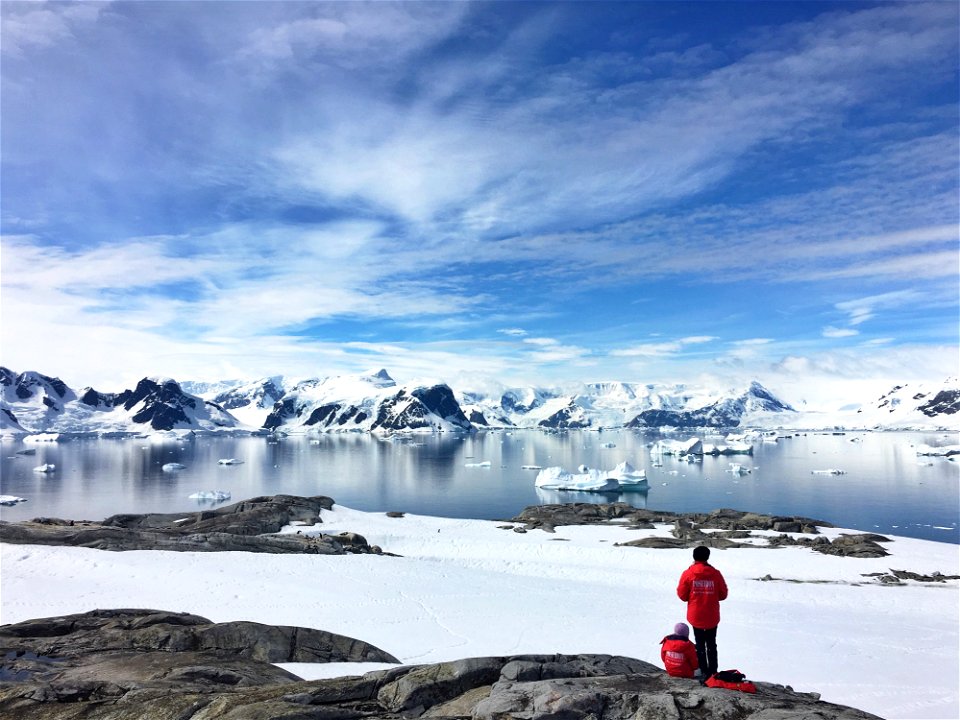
left=705, top=669, right=757, bottom=694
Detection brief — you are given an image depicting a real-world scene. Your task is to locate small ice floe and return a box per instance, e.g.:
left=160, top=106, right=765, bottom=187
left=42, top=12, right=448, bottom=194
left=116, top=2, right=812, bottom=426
left=464, top=461, right=492, bottom=468
left=217, top=458, right=244, bottom=465
left=762, top=431, right=778, bottom=443
left=520, top=465, right=542, bottom=470
left=0, top=495, right=27, bottom=506
left=162, top=462, right=186, bottom=472
left=728, top=463, right=751, bottom=475
left=914, top=444, right=960, bottom=457
left=650, top=438, right=703, bottom=457
left=33, top=463, right=56, bottom=473
left=811, top=469, right=846, bottom=475
left=599, top=442, right=616, bottom=448
left=24, top=433, right=61, bottom=443
left=188, top=490, right=231, bottom=501
left=15, top=448, right=37, bottom=456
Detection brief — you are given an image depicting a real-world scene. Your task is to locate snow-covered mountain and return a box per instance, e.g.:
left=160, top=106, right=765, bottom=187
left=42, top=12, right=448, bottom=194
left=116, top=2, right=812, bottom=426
left=459, top=380, right=794, bottom=430
left=259, top=369, right=473, bottom=433
left=1, top=368, right=237, bottom=435
left=2, top=366, right=956, bottom=437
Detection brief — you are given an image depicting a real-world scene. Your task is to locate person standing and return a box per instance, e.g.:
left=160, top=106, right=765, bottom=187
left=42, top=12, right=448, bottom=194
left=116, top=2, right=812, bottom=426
left=677, top=545, right=728, bottom=680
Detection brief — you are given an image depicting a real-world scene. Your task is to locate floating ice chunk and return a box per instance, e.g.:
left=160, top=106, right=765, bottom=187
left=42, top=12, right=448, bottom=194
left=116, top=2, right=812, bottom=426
left=33, top=463, right=56, bottom=473
left=914, top=444, right=960, bottom=457
left=24, top=433, right=61, bottom=443
left=811, top=469, right=846, bottom=475
left=464, top=461, right=491, bottom=468
left=599, top=442, right=616, bottom=448
left=520, top=465, right=542, bottom=470
left=0, top=495, right=27, bottom=506
left=15, top=448, right=37, bottom=456
left=162, top=463, right=186, bottom=471
left=188, top=490, right=231, bottom=501
left=606, top=461, right=648, bottom=488
left=217, top=458, right=244, bottom=465
left=651, top=438, right=703, bottom=456
left=535, top=467, right=618, bottom=492
left=728, top=463, right=751, bottom=475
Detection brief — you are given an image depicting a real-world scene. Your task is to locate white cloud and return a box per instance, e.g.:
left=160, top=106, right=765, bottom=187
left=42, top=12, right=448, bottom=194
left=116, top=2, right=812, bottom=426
left=611, top=336, right=718, bottom=358
left=822, top=326, right=860, bottom=338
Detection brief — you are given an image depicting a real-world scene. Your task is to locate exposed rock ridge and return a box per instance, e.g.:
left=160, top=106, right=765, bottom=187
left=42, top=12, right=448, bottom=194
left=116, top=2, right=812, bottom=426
left=0, top=618, right=881, bottom=720
left=0, top=495, right=382, bottom=555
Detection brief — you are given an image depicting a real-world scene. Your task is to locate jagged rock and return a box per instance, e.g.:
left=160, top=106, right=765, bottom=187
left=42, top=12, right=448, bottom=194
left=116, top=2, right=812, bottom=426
left=0, top=629, right=881, bottom=719
left=0, top=495, right=381, bottom=555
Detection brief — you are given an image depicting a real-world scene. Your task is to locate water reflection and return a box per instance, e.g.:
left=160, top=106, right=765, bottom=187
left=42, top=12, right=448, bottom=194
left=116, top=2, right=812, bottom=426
left=0, top=430, right=957, bottom=543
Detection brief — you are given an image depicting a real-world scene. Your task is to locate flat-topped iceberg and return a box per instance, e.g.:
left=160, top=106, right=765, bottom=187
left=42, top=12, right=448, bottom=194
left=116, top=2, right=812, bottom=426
left=0, top=495, right=27, bottom=506
left=535, top=461, right=648, bottom=492
left=914, top=444, right=959, bottom=457
left=217, top=458, right=244, bottom=465
left=650, top=438, right=703, bottom=456
left=32, top=463, right=56, bottom=473
left=188, top=490, right=231, bottom=501
left=162, top=462, right=186, bottom=471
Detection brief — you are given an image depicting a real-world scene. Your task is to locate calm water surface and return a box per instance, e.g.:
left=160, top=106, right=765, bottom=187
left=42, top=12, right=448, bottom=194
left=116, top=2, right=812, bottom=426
left=1, top=430, right=957, bottom=543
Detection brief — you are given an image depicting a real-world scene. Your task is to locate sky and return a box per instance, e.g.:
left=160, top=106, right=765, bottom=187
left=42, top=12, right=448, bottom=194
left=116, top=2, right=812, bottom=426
left=1, top=1, right=958, bottom=403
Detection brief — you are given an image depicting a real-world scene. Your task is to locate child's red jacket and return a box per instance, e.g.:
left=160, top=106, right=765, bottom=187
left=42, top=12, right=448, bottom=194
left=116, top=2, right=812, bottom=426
left=659, top=634, right=699, bottom=678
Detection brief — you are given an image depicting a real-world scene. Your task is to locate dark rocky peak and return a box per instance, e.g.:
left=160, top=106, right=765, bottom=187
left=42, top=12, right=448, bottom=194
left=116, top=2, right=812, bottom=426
left=371, top=368, right=396, bottom=385
left=0, top=366, right=15, bottom=387
left=7, top=370, right=71, bottom=401
left=746, top=381, right=792, bottom=411
left=918, top=388, right=959, bottom=417
left=78, top=387, right=119, bottom=408
left=113, top=377, right=201, bottom=431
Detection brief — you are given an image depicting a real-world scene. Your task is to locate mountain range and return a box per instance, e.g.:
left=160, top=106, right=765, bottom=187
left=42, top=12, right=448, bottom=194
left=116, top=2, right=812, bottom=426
left=1, top=366, right=956, bottom=438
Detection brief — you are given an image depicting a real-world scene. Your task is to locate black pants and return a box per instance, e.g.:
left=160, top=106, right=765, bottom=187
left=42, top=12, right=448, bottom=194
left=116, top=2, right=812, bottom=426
left=692, top=625, right=718, bottom=677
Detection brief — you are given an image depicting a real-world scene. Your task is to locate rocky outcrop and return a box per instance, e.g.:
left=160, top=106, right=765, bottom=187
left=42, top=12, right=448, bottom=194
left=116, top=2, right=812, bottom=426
left=0, top=632, right=880, bottom=720
left=0, top=495, right=382, bottom=555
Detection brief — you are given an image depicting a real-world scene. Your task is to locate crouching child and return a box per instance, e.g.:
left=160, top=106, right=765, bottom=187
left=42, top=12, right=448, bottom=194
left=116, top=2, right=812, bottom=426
left=660, top=622, right=699, bottom=678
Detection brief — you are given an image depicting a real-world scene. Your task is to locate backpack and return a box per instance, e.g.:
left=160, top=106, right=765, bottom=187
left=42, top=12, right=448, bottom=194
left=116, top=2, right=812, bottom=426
left=705, top=669, right=757, bottom=693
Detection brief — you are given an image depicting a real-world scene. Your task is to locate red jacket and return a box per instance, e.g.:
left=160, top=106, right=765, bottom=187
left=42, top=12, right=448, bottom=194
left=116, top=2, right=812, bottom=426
left=660, top=635, right=699, bottom=678
left=677, top=560, right=728, bottom=629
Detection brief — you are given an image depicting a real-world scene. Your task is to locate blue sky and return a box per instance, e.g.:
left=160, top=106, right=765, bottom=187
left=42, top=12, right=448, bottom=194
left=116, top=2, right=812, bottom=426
left=1, top=1, right=958, bottom=403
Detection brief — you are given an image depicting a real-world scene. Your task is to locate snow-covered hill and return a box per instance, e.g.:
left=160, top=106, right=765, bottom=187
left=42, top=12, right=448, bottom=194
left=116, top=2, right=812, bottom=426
left=775, top=377, right=960, bottom=431
left=459, top=379, right=794, bottom=430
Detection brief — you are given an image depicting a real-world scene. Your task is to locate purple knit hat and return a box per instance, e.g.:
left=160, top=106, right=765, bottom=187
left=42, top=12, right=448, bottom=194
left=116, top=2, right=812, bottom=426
left=673, top=622, right=689, bottom=638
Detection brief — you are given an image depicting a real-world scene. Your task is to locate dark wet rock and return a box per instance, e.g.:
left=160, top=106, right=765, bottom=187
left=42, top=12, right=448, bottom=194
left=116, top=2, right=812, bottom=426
left=511, top=504, right=837, bottom=553
left=0, top=495, right=382, bottom=555
left=0, top=648, right=879, bottom=720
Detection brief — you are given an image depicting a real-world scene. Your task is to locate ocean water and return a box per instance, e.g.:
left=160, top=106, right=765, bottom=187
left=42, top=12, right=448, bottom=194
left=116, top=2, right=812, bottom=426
left=1, top=429, right=957, bottom=543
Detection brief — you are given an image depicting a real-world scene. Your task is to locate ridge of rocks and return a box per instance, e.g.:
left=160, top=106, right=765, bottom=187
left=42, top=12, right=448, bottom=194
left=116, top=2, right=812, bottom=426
left=0, top=610, right=881, bottom=720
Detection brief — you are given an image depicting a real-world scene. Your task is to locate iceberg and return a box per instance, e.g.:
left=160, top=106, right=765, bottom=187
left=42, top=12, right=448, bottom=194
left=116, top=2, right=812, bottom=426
left=217, top=458, right=244, bottom=465
left=24, top=433, right=61, bottom=443
left=0, top=495, right=27, bottom=506
left=535, top=467, right=619, bottom=492
left=728, top=462, right=751, bottom=475
left=188, top=490, right=231, bottom=501
left=162, top=462, right=186, bottom=471
left=914, top=444, right=960, bottom=457
left=14, top=448, right=36, bottom=456
left=535, top=461, right=648, bottom=492
left=811, top=469, right=846, bottom=475
left=32, top=463, right=56, bottom=473
left=464, top=461, right=492, bottom=468
left=650, top=438, right=703, bottom=457
left=606, top=461, right=648, bottom=488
